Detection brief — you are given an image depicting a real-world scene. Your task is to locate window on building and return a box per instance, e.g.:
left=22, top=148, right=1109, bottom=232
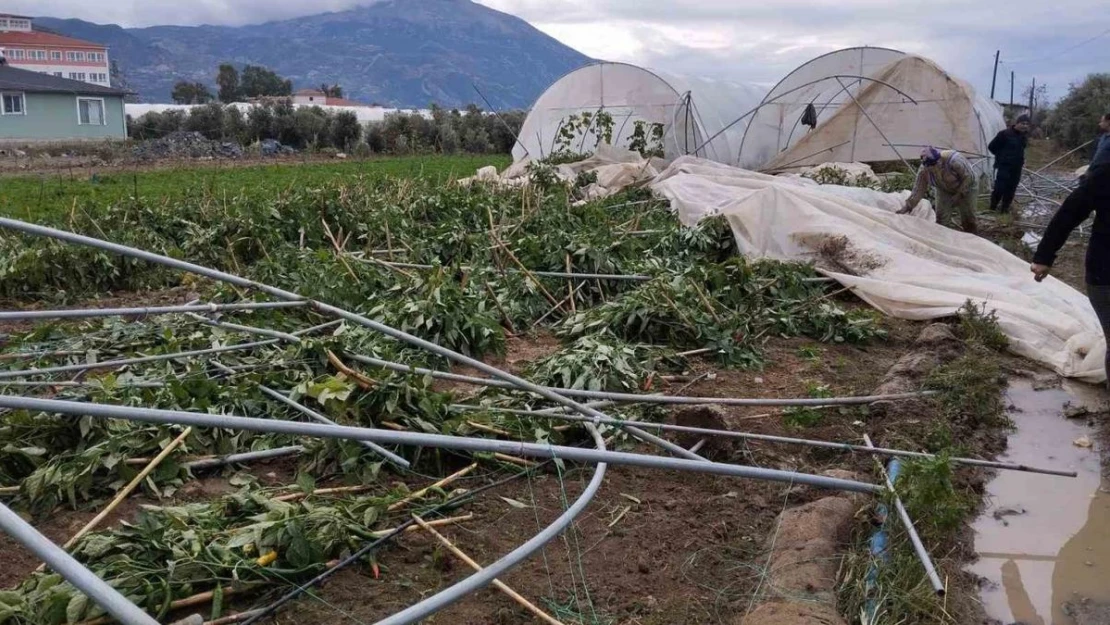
left=0, top=19, right=8, bottom=29
left=8, top=49, right=24, bottom=60
left=1, top=92, right=25, bottom=115
left=33, top=50, right=46, bottom=60
left=77, top=98, right=105, bottom=125
left=11, top=19, right=29, bottom=30
left=51, top=51, right=62, bottom=60
left=54, top=72, right=63, bottom=77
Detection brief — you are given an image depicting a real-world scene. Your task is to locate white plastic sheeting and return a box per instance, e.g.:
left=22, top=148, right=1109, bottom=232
left=465, top=148, right=1105, bottom=383
left=738, top=47, right=1007, bottom=175
left=125, top=103, right=434, bottom=124
left=512, top=62, right=768, bottom=166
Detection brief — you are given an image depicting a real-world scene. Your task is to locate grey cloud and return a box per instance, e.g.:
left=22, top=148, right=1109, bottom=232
left=11, top=0, right=1109, bottom=100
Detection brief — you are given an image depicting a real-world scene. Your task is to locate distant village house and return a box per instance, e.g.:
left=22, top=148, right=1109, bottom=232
left=0, top=61, right=128, bottom=141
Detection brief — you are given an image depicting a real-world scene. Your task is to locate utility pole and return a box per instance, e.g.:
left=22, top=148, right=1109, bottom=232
left=1029, top=77, right=1036, bottom=118
left=1010, top=71, right=1014, bottom=107
left=990, top=50, right=1000, bottom=99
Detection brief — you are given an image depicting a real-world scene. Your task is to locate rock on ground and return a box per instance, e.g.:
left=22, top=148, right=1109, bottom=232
left=667, top=405, right=734, bottom=458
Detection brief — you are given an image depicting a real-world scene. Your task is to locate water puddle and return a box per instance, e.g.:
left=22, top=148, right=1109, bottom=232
left=969, top=379, right=1110, bottom=625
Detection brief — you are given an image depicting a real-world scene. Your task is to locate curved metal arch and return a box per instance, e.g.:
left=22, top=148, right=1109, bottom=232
left=736, top=46, right=907, bottom=162
left=688, top=74, right=919, bottom=160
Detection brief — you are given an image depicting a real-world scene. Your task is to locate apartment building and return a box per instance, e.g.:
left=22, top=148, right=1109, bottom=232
left=0, top=14, right=111, bottom=87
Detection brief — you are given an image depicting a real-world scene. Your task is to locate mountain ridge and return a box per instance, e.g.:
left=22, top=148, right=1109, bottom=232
left=34, top=0, right=592, bottom=109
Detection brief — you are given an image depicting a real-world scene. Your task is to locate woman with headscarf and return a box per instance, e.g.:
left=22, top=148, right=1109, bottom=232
left=898, top=146, right=979, bottom=233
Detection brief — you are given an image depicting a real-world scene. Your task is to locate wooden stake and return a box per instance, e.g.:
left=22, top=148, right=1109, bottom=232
left=412, top=515, right=566, bottom=625
left=387, top=463, right=477, bottom=512
left=45, top=428, right=192, bottom=572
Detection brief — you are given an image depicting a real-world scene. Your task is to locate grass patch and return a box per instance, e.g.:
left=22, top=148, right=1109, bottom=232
left=0, top=155, right=507, bottom=224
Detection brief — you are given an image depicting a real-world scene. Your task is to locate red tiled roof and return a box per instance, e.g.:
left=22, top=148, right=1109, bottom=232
left=0, top=30, right=106, bottom=49
left=326, top=97, right=367, bottom=107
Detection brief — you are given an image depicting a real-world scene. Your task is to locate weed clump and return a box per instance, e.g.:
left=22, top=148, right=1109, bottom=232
left=955, top=299, right=1009, bottom=351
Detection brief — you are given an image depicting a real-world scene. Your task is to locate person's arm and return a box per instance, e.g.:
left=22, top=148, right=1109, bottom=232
left=988, top=131, right=1003, bottom=156
left=1032, top=190, right=1095, bottom=269
left=901, top=168, right=929, bottom=212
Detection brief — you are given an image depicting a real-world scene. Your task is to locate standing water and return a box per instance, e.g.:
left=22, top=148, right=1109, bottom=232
left=969, top=379, right=1110, bottom=624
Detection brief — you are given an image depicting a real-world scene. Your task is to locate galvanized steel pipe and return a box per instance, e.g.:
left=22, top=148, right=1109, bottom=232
left=0, top=501, right=159, bottom=625
left=0, top=395, right=880, bottom=494
left=350, top=354, right=935, bottom=407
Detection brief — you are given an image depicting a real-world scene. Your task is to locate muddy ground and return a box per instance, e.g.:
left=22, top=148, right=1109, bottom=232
left=0, top=297, right=1011, bottom=625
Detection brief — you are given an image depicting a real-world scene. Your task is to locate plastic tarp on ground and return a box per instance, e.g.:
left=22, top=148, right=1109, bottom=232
left=468, top=148, right=1104, bottom=383
left=738, top=47, right=1006, bottom=175
left=513, top=62, right=768, bottom=167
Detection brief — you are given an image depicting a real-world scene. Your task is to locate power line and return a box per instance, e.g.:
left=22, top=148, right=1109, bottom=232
left=1002, top=27, right=1110, bottom=65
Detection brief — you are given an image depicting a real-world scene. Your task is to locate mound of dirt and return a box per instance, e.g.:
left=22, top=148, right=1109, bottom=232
left=131, top=131, right=244, bottom=160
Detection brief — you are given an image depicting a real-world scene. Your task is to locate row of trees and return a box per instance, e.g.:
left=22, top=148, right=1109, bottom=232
left=1045, top=73, right=1110, bottom=151
left=172, top=64, right=330, bottom=104
left=128, top=102, right=526, bottom=155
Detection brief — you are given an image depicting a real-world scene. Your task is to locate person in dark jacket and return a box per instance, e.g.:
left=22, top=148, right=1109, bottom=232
left=1031, top=112, right=1110, bottom=383
left=987, top=113, right=1031, bottom=213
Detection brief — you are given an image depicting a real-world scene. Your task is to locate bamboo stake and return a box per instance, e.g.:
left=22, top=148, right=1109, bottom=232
left=321, top=219, right=360, bottom=282
left=204, top=610, right=265, bottom=625
left=369, top=513, right=473, bottom=537
left=40, top=428, right=192, bottom=573
left=325, top=350, right=376, bottom=390
left=486, top=205, right=563, bottom=310
left=77, top=586, right=252, bottom=625
left=387, top=463, right=478, bottom=512
left=412, top=515, right=566, bottom=625
left=0, top=486, right=19, bottom=495
left=565, top=254, right=576, bottom=316
left=274, top=484, right=376, bottom=503
left=493, top=453, right=539, bottom=468
left=467, top=421, right=514, bottom=438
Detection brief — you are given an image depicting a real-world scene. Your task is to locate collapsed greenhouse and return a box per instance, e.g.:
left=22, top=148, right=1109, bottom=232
left=511, top=61, right=770, bottom=166
left=737, top=46, right=1007, bottom=173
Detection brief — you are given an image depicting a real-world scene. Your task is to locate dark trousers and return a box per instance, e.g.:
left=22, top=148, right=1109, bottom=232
left=991, top=166, right=1022, bottom=212
left=1088, top=284, right=1110, bottom=387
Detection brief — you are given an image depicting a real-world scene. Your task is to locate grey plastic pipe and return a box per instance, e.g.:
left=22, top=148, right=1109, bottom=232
left=374, top=423, right=608, bottom=625
left=0, top=502, right=159, bottom=625
left=448, top=403, right=1077, bottom=477
left=349, top=354, right=935, bottom=407
left=0, top=218, right=704, bottom=463
left=0, top=320, right=340, bottom=381
left=207, top=359, right=410, bottom=468
left=864, top=434, right=945, bottom=595
left=257, top=385, right=410, bottom=469
left=0, top=394, right=879, bottom=495
left=184, top=446, right=306, bottom=470
left=0, top=301, right=305, bottom=321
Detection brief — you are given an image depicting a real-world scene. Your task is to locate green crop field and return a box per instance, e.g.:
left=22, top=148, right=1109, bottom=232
left=0, top=155, right=509, bottom=224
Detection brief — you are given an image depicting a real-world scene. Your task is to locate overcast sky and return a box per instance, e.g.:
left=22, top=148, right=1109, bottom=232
left=11, top=0, right=1109, bottom=102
